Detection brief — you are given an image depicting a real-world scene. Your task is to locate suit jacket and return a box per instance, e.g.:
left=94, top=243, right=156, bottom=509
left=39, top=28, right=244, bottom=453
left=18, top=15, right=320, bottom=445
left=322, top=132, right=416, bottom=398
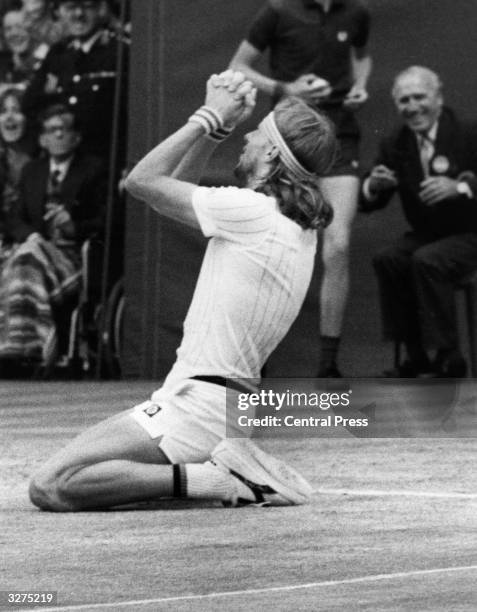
left=361, top=108, right=477, bottom=239
left=7, top=152, right=107, bottom=244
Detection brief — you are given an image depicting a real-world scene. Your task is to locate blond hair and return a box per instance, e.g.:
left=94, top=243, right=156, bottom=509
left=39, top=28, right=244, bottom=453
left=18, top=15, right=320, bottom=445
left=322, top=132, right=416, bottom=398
left=258, top=97, right=337, bottom=229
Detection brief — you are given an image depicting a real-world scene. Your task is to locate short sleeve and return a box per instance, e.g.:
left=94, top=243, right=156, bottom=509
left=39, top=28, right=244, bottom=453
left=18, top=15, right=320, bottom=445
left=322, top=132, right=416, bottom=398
left=192, top=186, right=276, bottom=244
left=351, top=3, right=371, bottom=48
left=246, top=2, right=279, bottom=52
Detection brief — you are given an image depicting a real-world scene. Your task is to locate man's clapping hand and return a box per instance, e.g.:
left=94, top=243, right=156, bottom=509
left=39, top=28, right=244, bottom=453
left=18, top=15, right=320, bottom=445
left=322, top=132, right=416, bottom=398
left=368, top=165, right=398, bottom=194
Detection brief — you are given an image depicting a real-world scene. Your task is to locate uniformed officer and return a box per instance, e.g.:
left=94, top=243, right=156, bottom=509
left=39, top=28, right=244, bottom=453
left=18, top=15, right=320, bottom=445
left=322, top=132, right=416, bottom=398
left=22, top=0, right=129, bottom=167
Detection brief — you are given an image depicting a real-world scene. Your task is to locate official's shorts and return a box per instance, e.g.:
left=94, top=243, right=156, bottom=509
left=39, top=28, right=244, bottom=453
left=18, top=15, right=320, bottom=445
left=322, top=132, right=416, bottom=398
left=322, top=106, right=361, bottom=177
left=325, top=135, right=360, bottom=177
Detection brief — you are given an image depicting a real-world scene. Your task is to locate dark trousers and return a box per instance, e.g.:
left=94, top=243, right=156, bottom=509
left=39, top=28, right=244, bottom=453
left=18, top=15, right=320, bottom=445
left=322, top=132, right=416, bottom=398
left=373, top=232, right=477, bottom=350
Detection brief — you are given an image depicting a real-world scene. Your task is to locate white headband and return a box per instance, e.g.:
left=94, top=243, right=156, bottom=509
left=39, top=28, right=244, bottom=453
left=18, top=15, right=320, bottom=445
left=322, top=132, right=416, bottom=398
left=261, top=111, right=316, bottom=181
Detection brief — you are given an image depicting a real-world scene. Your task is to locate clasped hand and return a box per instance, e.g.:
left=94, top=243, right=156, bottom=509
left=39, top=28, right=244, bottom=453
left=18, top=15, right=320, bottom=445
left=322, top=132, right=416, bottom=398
left=44, top=203, right=75, bottom=240
left=368, top=165, right=398, bottom=194
left=205, top=70, right=257, bottom=128
left=419, top=176, right=460, bottom=206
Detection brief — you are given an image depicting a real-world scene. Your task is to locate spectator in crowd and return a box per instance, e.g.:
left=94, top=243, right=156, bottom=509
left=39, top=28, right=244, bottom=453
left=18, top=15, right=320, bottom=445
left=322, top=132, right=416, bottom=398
left=0, top=6, right=49, bottom=91
left=0, top=103, right=106, bottom=376
left=0, top=0, right=18, bottom=23
left=98, top=0, right=129, bottom=36
left=230, top=0, right=372, bottom=377
left=0, top=87, right=32, bottom=256
left=361, top=66, right=477, bottom=378
left=22, top=0, right=65, bottom=46
left=23, top=0, right=129, bottom=166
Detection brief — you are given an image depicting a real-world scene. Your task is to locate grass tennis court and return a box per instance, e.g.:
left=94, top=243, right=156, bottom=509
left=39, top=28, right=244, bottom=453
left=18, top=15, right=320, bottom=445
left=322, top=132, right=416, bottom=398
left=2, top=381, right=476, bottom=611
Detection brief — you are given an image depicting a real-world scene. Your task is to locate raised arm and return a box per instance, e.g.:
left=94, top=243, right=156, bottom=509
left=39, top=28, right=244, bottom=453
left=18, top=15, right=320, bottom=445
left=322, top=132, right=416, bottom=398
left=125, top=71, right=256, bottom=229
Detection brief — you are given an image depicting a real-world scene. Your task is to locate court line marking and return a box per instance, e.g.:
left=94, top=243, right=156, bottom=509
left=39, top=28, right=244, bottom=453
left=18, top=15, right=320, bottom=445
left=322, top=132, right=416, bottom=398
left=21, top=564, right=477, bottom=611
left=314, top=487, right=477, bottom=499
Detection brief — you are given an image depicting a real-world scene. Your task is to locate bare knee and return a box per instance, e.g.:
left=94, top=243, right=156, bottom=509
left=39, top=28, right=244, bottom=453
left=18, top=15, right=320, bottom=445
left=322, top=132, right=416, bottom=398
left=29, top=470, right=66, bottom=511
left=29, top=466, right=80, bottom=512
left=322, top=230, right=350, bottom=270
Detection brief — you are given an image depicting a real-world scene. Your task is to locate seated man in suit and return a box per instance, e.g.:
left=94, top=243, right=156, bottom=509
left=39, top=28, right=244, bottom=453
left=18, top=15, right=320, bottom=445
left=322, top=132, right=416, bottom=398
left=361, top=66, right=477, bottom=377
left=0, top=103, right=106, bottom=375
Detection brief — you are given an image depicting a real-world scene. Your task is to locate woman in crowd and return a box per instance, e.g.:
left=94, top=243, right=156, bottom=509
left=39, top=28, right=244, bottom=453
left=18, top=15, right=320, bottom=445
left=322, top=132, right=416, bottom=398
left=0, top=87, right=32, bottom=255
left=0, top=86, right=38, bottom=377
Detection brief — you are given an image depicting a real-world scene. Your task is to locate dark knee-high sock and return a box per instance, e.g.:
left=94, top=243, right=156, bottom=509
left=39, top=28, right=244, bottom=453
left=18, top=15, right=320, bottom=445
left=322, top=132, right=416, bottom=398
left=404, top=340, right=430, bottom=369
left=319, top=335, right=340, bottom=369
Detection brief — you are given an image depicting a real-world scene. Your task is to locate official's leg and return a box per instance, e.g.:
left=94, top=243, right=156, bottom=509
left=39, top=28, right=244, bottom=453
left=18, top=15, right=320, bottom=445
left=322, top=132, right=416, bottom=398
left=318, top=174, right=359, bottom=375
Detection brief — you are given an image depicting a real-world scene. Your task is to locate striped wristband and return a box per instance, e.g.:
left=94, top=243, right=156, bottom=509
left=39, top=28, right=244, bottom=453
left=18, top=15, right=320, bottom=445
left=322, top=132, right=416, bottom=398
left=188, top=105, right=234, bottom=142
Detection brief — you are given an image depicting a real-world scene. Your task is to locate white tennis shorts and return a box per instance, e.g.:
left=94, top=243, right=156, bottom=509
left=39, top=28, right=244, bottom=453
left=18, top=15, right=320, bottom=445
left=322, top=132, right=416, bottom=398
left=130, top=399, right=223, bottom=464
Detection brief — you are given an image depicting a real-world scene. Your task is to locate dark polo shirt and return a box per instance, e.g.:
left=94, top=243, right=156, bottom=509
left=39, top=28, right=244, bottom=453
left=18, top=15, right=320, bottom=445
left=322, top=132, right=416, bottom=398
left=247, top=0, right=370, bottom=105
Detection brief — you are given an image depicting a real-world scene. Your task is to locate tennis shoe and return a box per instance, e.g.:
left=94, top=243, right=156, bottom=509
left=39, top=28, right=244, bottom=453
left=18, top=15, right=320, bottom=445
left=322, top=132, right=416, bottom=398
left=211, top=439, right=313, bottom=506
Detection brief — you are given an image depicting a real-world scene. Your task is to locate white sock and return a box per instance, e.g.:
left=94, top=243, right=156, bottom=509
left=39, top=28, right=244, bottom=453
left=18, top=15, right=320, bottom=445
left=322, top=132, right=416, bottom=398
left=179, top=462, right=255, bottom=503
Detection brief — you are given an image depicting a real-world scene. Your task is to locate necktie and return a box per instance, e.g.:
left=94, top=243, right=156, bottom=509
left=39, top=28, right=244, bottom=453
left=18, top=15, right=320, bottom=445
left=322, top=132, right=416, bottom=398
left=419, top=134, right=434, bottom=178
left=49, top=168, right=62, bottom=196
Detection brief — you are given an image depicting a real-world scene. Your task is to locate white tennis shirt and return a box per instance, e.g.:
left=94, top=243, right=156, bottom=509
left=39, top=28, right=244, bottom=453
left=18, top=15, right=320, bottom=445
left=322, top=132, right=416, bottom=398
left=162, top=185, right=317, bottom=385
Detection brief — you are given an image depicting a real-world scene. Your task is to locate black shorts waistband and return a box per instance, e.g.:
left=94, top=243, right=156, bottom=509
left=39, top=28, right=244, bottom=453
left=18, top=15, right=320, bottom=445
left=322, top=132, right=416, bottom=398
left=191, top=375, right=253, bottom=394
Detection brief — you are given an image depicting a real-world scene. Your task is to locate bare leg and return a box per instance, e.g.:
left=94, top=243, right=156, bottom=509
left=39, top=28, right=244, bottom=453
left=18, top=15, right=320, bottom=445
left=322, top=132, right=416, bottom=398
left=319, top=175, right=359, bottom=337
left=29, top=409, right=174, bottom=511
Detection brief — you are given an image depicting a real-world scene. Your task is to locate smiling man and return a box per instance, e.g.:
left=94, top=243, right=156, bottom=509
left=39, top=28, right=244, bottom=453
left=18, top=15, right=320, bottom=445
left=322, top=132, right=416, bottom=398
left=361, top=66, right=477, bottom=377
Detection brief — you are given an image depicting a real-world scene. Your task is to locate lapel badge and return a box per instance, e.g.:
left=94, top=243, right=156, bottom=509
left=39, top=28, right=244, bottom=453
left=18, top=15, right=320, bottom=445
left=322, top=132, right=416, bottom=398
left=432, top=155, right=450, bottom=174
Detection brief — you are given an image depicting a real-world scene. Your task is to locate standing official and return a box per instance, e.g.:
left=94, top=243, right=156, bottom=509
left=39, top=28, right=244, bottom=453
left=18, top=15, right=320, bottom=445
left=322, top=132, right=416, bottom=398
left=361, top=66, right=477, bottom=377
left=230, top=0, right=372, bottom=377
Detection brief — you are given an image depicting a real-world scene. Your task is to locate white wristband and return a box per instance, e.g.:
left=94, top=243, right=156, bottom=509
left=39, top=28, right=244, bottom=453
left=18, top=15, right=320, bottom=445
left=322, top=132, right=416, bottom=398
left=188, top=105, right=224, bottom=133
left=188, top=105, right=233, bottom=142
